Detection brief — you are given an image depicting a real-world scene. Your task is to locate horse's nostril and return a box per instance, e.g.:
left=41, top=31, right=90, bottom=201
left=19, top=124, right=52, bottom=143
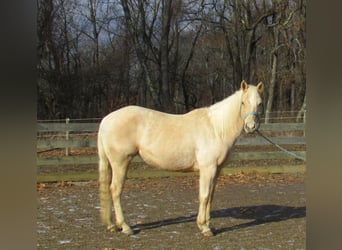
left=248, top=123, right=256, bottom=129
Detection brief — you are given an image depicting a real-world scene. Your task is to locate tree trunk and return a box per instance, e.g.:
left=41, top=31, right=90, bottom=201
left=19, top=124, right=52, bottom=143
left=265, top=24, right=279, bottom=124
left=180, top=23, right=202, bottom=112
left=296, top=94, right=306, bottom=123
left=160, top=0, right=173, bottom=112
left=89, top=0, right=99, bottom=67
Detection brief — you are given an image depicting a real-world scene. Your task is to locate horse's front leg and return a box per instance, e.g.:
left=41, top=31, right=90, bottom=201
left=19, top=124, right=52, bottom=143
left=205, top=166, right=221, bottom=229
left=197, top=166, right=217, bottom=237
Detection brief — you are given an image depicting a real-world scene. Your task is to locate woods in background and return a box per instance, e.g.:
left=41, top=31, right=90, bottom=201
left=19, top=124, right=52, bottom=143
left=37, top=0, right=306, bottom=120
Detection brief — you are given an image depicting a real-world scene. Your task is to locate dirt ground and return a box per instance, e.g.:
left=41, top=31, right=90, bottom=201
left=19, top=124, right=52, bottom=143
left=37, top=171, right=306, bottom=249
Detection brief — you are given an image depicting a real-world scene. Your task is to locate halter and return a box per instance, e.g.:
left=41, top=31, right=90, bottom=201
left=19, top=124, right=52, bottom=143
left=241, top=102, right=263, bottom=121
left=242, top=111, right=259, bottom=120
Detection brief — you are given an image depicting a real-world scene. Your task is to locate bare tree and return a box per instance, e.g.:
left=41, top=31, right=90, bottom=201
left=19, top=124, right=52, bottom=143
left=120, top=0, right=161, bottom=109
left=37, top=0, right=306, bottom=120
left=264, top=1, right=301, bottom=123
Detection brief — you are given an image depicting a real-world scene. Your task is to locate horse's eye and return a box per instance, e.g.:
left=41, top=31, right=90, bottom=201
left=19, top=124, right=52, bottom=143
left=258, top=103, right=264, bottom=114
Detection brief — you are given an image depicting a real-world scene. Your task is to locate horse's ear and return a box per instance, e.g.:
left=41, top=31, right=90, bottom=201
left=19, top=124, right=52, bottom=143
left=241, top=80, right=248, bottom=92
left=257, top=82, right=264, bottom=94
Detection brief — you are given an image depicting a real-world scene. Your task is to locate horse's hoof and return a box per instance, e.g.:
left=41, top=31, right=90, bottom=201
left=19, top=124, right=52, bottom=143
left=122, top=227, right=134, bottom=236
left=202, top=229, right=214, bottom=237
left=107, top=225, right=118, bottom=233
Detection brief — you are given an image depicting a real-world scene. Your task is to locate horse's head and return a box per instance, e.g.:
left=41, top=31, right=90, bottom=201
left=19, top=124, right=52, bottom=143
left=240, top=80, right=264, bottom=133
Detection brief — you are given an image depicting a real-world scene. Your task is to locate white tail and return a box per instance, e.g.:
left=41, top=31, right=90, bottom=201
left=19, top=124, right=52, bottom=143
left=98, top=134, right=114, bottom=228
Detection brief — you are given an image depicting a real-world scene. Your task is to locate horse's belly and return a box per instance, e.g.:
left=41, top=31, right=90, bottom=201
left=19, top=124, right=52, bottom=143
left=139, top=149, right=196, bottom=171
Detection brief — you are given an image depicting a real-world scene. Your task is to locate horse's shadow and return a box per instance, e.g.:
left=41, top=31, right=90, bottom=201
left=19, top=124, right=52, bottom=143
left=131, top=205, right=306, bottom=235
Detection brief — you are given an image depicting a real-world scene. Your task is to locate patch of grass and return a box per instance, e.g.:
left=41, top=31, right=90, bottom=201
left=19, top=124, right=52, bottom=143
left=37, top=172, right=98, bottom=183
left=36, top=165, right=306, bottom=183
left=221, top=164, right=306, bottom=175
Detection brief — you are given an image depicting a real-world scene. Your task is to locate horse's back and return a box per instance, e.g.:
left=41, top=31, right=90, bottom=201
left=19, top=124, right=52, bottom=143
left=98, top=105, right=182, bottom=144
left=98, top=106, right=151, bottom=157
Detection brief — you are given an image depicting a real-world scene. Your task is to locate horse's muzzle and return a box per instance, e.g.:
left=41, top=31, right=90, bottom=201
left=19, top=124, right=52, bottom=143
left=244, top=123, right=257, bottom=133
left=242, top=111, right=261, bottom=134
left=243, top=116, right=260, bottom=134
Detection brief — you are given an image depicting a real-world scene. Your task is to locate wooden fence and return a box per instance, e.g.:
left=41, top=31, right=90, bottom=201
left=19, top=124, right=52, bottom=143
left=37, top=121, right=306, bottom=166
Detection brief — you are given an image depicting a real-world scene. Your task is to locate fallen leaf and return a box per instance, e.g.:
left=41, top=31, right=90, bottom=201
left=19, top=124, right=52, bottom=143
left=37, top=183, right=46, bottom=191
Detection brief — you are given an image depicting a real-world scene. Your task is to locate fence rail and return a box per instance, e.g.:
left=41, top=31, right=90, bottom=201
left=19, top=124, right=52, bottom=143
left=37, top=122, right=306, bottom=166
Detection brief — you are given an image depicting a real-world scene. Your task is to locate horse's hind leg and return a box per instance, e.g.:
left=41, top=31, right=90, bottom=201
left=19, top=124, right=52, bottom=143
left=109, top=158, right=134, bottom=235
left=98, top=137, right=116, bottom=232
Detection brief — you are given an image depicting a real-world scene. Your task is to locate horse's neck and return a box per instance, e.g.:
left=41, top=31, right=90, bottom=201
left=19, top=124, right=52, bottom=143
left=208, top=90, right=244, bottom=142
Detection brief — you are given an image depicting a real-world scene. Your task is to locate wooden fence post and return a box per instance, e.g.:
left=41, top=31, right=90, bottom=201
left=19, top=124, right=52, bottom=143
left=303, top=110, right=306, bottom=137
left=65, top=118, right=70, bottom=156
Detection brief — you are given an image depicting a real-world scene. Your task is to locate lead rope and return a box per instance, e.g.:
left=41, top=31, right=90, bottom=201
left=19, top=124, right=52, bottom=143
left=255, top=129, right=306, bottom=161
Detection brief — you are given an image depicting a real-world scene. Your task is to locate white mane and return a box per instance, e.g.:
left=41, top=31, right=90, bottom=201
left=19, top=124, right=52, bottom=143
left=208, top=90, right=244, bottom=140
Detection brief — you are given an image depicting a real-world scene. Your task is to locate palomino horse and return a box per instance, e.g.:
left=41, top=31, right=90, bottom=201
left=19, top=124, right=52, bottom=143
left=98, top=80, right=264, bottom=236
